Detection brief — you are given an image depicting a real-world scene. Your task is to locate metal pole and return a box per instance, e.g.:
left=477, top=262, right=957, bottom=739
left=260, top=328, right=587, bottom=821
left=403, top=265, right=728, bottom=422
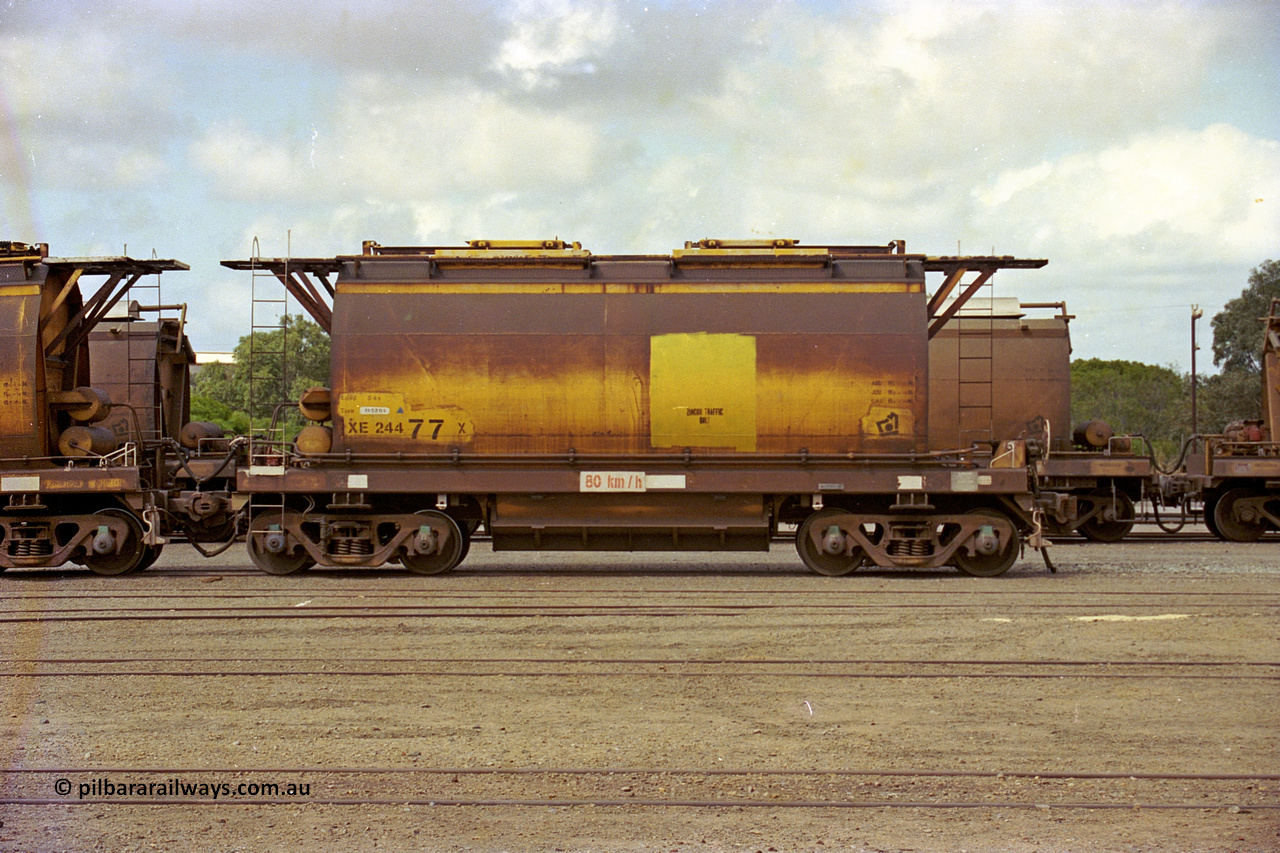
left=1191, top=305, right=1203, bottom=434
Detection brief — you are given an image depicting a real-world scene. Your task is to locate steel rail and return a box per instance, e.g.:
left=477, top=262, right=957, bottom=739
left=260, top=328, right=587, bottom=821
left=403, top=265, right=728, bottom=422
left=2, top=795, right=1275, bottom=810
left=7, top=768, right=1274, bottom=811
left=3, top=656, right=1277, bottom=670
left=3, top=666, right=1276, bottom=680
left=6, top=766, right=1279, bottom=780
left=3, top=608, right=1277, bottom=625
left=4, top=587, right=1277, bottom=599
left=4, top=598, right=1276, bottom=613
left=2, top=598, right=1275, bottom=624
left=0, top=612, right=1271, bottom=627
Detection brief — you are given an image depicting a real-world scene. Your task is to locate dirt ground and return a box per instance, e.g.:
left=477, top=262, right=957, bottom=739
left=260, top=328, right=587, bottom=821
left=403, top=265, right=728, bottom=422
left=1, top=534, right=1277, bottom=852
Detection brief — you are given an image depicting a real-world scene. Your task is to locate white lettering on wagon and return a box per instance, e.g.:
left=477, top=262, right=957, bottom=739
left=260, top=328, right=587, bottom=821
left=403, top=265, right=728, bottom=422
left=578, top=473, right=689, bottom=493
left=580, top=472, right=645, bottom=493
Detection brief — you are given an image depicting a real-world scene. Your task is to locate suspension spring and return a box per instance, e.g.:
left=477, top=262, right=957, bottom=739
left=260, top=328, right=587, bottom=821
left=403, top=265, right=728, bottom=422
left=329, top=536, right=373, bottom=556
left=886, top=538, right=931, bottom=557
left=8, top=532, right=53, bottom=557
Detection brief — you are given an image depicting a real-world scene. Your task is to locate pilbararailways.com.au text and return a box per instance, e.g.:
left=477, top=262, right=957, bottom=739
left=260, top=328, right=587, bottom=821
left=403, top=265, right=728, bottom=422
left=54, top=777, right=311, bottom=800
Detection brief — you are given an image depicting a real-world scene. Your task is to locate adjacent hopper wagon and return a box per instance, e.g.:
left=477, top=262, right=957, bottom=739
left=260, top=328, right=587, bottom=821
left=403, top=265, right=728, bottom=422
left=0, top=243, right=185, bottom=572
left=1176, top=297, right=1280, bottom=540
left=0, top=242, right=240, bottom=574
left=226, top=239, right=1060, bottom=576
left=928, top=299, right=1152, bottom=541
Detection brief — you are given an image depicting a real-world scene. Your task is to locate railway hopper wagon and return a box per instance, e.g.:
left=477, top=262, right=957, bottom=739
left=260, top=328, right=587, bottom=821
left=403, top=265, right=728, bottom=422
left=0, top=242, right=187, bottom=573
left=929, top=300, right=1151, bottom=541
left=87, top=305, right=241, bottom=545
left=1180, top=297, right=1280, bottom=541
left=226, top=239, right=1057, bottom=577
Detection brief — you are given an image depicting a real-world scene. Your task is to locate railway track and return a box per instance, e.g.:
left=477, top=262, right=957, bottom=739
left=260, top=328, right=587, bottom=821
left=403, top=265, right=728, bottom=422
left=2, top=575, right=1276, bottom=625
left=3, top=766, right=1276, bottom=811
left=2, top=549, right=1276, bottom=849
left=2, top=656, right=1277, bottom=680
left=2, top=600, right=1276, bottom=625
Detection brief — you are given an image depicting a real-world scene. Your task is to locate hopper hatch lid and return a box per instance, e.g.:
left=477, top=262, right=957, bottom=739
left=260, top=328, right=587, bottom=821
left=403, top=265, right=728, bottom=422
left=361, top=239, right=590, bottom=261
left=673, top=238, right=911, bottom=264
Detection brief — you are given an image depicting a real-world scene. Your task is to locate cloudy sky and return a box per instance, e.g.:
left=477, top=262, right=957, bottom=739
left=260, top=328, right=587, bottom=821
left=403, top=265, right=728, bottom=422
left=2, top=0, right=1277, bottom=370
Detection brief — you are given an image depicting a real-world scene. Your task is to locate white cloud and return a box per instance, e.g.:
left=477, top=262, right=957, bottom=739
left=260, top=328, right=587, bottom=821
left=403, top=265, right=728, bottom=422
left=6, top=0, right=1277, bottom=368
left=1, top=31, right=183, bottom=190
left=1, top=33, right=158, bottom=124
left=973, top=124, right=1280, bottom=265
left=493, top=0, right=621, bottom=89
left=190, top=78, right=608, bottom=204
left=189, top=123, right=307, bottom=198
left=978, top=163, right=1054, bottom=208
left=698, top=1, right=1235, bottom=189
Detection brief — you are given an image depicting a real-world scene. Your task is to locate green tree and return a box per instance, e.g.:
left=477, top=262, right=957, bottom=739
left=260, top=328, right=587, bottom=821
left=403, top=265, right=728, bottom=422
left=191, top=361, right=237, bottom=410
left=1070, top=358, right=1188, bottom=461
left=1203, top=259, right=1280, bottom=426
left=1194, top=370, right=1261, bottom=434
left=188, top=396, right=250, bottom=435
left=191, top=315, right=330, bottom=430
left=1211, top=259, right=1280, bottom=373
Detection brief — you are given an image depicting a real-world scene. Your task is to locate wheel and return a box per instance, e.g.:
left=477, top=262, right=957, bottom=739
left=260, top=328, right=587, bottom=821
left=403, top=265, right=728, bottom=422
left=796, top=508, right=864, bottom=576
left=1212, top=487, right=1268, bottom=542
left=247, top=511, right=311, bottom=575
left=953, top=509, right=1020, bottom=577
left=402, top=510, right=466, bottom=575
left=83, top=509, right=147, bottom=576
left=1202, top=493, right=1222, bottom=539
left=1078, top=489, right=1135, bottom=543
left=449, top=512, right=475, bottom=563
left=136, top=543, right=164, bottom=571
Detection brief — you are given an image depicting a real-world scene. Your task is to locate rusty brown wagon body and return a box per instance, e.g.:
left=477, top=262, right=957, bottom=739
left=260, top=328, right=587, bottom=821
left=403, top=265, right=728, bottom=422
left=929, top=299, right=1153, bottom=541
left=88, top=307, right=194, bottom=446
left=0, top=242, right=237, bottom=574
left=0, top=243, right=186, bottom=573
left=226, top=239, right=1060, bottom=577
left=928, top=298, right=1071, bottom=453
left=87, top=306, right=240, bottom=544
left=1178, top=297, right=1280, bottom=541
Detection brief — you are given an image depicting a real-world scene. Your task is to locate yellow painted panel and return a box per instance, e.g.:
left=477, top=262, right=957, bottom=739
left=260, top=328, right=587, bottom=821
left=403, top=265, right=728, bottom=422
left=650, top=333, right=756, bottom=451
left=336, top=391, right=474, bottom=444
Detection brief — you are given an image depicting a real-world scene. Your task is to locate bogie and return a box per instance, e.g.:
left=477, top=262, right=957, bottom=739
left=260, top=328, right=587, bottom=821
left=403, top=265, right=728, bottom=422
left=793, top=503, right=1023, bottom=576
left=243, top=502, right=473, bottom=575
